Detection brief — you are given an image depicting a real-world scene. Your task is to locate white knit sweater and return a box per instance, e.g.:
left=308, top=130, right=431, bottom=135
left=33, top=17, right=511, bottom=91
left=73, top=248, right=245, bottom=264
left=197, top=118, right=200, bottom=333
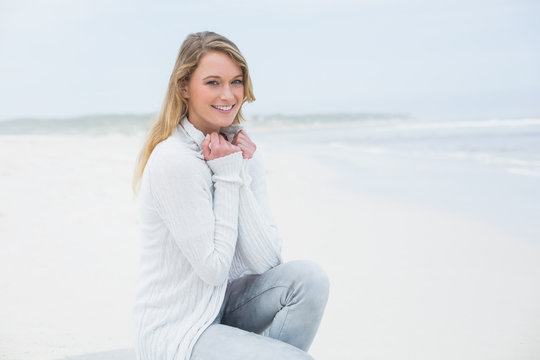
left=133, top=117, right=283, bottom=360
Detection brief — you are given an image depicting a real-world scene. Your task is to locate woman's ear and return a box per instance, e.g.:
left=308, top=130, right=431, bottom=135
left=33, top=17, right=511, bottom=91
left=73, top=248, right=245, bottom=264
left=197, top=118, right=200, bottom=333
left=180, top=86, right=189, bottom=99
left=179, top=80, right=189, bottom=99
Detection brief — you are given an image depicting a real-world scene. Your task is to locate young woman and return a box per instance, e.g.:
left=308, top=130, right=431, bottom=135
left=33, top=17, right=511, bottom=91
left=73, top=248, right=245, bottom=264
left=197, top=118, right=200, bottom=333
left=132, top=31, right=329, bottom=360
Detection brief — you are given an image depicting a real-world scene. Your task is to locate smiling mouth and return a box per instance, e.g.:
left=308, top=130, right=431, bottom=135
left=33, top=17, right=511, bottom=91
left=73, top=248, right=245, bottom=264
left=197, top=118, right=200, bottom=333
left=212, top=104, right=235, bottom=112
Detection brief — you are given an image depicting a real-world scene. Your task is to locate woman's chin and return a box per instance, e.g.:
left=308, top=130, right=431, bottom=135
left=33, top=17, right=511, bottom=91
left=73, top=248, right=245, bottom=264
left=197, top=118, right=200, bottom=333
left=216, top=114, right=237, bottom=127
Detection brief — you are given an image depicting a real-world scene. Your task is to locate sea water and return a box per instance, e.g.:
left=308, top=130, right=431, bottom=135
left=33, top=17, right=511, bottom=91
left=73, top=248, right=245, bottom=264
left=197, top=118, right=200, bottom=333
left=2, top=114, right=539, bottom=241
left=252, top=116, right=540, bottom=242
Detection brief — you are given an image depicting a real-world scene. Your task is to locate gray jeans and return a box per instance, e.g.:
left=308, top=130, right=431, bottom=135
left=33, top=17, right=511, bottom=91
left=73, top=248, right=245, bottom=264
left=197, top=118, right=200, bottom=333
left=190, top=260, right=330, bottom=360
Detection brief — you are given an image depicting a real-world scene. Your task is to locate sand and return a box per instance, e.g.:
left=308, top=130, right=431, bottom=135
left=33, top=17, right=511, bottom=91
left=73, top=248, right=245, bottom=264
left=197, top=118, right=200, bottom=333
left=0, top=133, right=539, bottom=360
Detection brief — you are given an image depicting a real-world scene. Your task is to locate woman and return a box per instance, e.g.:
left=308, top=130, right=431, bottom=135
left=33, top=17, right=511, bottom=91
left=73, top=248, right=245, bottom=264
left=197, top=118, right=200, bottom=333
left=132, top=31, right=329, bottom=360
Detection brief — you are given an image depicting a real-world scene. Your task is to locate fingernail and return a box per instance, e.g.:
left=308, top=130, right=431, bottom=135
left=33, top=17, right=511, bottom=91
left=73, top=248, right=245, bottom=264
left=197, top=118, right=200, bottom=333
left=205, top=134, right=210, bottom=141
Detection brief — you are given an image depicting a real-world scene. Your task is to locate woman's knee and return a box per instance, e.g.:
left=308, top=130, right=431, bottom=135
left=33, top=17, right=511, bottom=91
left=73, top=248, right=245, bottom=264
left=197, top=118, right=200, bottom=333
left=281, top=260, right=330, bottom=300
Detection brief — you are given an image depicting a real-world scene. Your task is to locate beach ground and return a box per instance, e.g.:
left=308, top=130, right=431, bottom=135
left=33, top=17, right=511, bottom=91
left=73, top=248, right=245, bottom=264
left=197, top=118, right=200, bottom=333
left=0, top=134, right=539, bottom=360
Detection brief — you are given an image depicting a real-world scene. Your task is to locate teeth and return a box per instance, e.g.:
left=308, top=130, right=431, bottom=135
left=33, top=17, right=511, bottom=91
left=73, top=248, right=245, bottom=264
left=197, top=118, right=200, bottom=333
left=213, top=105, right=233, bottom=111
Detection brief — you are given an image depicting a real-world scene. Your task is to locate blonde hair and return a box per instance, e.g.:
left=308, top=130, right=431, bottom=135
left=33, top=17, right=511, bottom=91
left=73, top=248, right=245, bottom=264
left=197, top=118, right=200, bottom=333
left=133, top=31, right=256, bottom=192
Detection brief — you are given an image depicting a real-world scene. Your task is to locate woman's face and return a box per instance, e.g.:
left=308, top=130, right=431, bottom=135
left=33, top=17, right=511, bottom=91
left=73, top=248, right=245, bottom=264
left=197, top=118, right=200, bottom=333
left=183, top=51, right=244, bottom=135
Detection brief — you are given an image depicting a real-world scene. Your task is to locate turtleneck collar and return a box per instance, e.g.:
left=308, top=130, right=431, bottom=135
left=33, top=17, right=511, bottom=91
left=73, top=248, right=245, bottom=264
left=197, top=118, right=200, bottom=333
left=177, top=116, right=244, bottom=151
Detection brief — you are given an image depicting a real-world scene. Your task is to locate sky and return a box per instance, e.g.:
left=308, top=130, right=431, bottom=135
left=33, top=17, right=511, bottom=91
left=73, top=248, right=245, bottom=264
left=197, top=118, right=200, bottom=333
left=0, top=0, right=539, bottom=121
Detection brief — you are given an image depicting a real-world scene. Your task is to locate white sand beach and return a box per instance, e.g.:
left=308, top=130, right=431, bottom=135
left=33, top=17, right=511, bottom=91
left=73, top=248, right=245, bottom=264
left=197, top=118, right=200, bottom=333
left=0, top=129, right=539, bottom=360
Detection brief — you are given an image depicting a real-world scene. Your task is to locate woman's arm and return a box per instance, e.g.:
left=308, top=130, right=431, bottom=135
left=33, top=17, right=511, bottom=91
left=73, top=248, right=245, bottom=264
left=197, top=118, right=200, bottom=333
left=148, top=146, right=244, bottom=286
left=231, top=131, right=283, bottom=274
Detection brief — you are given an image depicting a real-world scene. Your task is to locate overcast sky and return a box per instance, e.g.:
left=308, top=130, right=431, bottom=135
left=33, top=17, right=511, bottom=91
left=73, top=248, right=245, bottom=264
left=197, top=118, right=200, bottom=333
left=1, top=0, right=539, bottom=121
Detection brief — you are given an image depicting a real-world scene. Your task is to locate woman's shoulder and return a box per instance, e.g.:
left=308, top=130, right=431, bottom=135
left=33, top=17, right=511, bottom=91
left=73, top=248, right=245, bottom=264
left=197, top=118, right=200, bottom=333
left=147, top=136, right=204, bottom=174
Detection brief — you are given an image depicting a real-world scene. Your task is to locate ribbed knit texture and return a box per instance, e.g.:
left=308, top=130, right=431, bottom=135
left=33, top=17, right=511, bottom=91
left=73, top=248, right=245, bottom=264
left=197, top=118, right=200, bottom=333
left=133, top=117, right=283, bottom=360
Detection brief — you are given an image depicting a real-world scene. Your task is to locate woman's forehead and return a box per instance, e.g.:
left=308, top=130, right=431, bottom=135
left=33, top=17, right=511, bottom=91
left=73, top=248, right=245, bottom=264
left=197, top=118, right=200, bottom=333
left=195, top=51, right=242, bottom=78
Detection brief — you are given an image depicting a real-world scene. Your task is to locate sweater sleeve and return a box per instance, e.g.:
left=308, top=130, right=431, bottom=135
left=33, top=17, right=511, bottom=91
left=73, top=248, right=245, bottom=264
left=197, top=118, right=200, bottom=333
left=234, top=150, right=283, bottom=274
left=148, top=149, right=244, bottom=286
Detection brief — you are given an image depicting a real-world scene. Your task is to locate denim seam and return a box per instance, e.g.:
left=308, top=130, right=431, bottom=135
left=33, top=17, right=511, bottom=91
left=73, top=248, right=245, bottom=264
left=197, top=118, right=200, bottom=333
left=276, top=306, right=290, bottom=340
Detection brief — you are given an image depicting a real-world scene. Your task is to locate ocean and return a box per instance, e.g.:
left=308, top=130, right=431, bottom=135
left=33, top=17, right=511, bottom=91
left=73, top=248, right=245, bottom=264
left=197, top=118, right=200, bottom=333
left=2, top=113, right=539, bottom=178
left=249, top=115, right=540, bottom=242
left=1, top=113, right=539, bottom=241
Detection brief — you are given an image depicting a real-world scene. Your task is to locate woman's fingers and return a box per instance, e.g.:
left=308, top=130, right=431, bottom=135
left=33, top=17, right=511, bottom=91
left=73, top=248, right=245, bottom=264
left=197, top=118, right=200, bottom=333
left=232, top=130, right=242, bottom=142
left=232, top=130, right=247, bottom=144
left=231, top=130, right=256, bottom=159
left=202, top=134, right=211, bottom=159
left=218, top=134, right=227, bottom=145
left=237, top=143, right=248, bottom=159
left=211, top=132, right=220, bottom=147
left=237, top=143, right=253, bottom=159
left=205, top=132, right=241, bottom=160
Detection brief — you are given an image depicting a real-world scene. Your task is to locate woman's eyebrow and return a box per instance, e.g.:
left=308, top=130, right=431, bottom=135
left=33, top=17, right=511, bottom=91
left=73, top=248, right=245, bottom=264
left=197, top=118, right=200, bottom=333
left=202, top=74, right=243, bottom=80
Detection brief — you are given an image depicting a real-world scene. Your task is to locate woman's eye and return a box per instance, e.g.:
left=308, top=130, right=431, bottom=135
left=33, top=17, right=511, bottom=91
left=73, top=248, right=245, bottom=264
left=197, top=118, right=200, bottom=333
left=206, top=80, right=242, bottom=85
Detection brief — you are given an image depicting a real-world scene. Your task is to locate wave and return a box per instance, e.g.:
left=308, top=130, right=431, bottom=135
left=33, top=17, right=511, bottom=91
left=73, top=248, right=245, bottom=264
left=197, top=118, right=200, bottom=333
left=325, top=140, right=540, bottom=179
left=0, top=114, right=156, bottom=135
left=3, top=112, right=539, bottom=135
left=0, top=112, right=409, bottom=135
left=392, top=118, right=540, bottom=131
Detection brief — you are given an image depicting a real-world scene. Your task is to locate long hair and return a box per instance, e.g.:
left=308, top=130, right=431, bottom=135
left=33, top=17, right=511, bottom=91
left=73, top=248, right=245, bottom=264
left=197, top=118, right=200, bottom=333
left=133, top=31, right=256, bottom=192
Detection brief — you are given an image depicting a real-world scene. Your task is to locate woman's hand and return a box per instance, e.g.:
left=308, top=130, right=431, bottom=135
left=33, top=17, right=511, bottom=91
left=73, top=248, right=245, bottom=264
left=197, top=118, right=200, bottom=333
left=202, top=132, right=242, bottom=161
left=231, top=130, right=257, bottom=159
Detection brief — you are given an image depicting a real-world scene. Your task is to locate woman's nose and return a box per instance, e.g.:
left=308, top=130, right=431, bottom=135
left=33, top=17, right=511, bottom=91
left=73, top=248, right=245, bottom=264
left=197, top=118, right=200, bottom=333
left=220, top=85, right=234, bottom=101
